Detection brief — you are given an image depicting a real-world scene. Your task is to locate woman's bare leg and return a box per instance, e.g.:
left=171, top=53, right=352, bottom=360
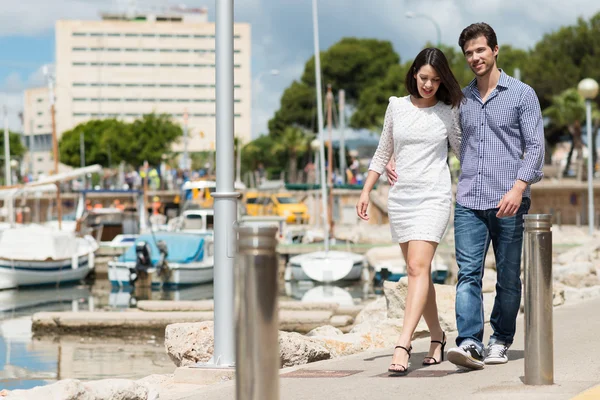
left=389, top=240, right=437, bottom=372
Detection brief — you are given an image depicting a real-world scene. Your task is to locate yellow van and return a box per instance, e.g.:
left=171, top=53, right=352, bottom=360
left=245, top=192, right=309, bottom=224
left=182, top=180, right=246, bottom=209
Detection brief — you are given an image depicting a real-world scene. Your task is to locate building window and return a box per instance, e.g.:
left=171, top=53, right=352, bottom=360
left=176, top=34, right=191, bottom=38
left=72, top=62, right=87, bottom=66
left=142, top=33, right=155, bottom=38
left=72, top=32, right=86, bottom=37
left=90, top=33, right=103, bottom=37
left=124, top=48, right=139, bottom=52
left=37, top=98, right=44, bottom=102
left=72, top=47, right=87, bottom=51
left=107, top=33, right=121, bottom=37
left=142, top=48, right=157, bottom=52
left=108, top=48, right=121, bottom=52
left=124, top=33, right=139, bottom=37
left=159, top=34, right=173, bottom=38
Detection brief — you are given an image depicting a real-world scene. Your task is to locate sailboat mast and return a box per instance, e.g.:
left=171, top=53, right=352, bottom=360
left=311, top=0, right=329, bottom=252
left=45, top=66, right=62, bottom=230
left=326, top=84, right=334, bottom=239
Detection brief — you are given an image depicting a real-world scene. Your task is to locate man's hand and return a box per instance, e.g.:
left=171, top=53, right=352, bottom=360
left=496, top=180, right=527, bottom=218
left=356, top=191, right=370, bottom=221
left=385, top=159, right=397, bottom=185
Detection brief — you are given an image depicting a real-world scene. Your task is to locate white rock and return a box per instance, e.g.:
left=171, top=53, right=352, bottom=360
left=306, top=325, right=344, bottom=337
left=84, top=379, right=151, bottom=400
left=556, top=243, right=600, bottom=264
left=2, top=380, right=91, bottom=400
left=278, top=331, right=331, bottom=367
left=563, top=286, right=600, bottom=305
left=354, top=296, right=387, bottom=324
left=482, top=268, right=497, bottom=293
left=383, top=279, right=407, bottom=319
left=164, top=321, right=214, bottom=367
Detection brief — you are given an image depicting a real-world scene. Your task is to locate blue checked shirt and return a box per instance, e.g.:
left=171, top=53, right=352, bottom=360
left=457, top=70, right=545, bottom=210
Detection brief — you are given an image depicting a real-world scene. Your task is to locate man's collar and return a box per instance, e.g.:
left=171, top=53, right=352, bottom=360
left=468, top=68, right=509, bottom=94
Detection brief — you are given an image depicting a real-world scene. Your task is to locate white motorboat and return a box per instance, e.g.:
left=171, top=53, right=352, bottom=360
left=0, top=225, right=98, bottom=290
left=287, top=250, right=366, bottom=283
left=108, top=232, right=214, bottom=288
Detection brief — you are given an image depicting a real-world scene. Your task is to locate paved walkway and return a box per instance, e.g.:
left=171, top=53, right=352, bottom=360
left=167, top=297, right=600, bottom=400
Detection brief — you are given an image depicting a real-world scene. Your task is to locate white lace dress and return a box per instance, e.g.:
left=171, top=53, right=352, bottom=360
left=369, top=95, right=462, bottom=243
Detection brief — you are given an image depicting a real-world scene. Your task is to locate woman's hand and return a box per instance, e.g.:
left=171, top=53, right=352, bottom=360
left=356, top=191, right=370, bottom=221
left=385, top=159, right=397, bottom=185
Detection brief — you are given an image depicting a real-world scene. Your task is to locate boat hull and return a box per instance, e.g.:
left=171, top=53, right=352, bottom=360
left=0, top=256, right=94, bottom=290
left=108, top=260, right=214, bottom=288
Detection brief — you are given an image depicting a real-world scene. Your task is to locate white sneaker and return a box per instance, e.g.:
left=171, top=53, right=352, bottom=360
left=484, top=343, right=509, bottom=365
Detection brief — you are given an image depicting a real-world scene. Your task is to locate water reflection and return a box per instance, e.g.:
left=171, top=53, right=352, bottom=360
left=284, top=280, right=375, bottom=306
left=0, top=282, right=215, bottom=391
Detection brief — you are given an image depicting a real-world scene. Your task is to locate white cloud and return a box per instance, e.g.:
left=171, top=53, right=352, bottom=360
left=1, top=0, right=599, bottom=136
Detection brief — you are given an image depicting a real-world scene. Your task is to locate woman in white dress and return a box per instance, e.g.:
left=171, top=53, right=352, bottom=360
left=356, top=48, right=463, bottom=375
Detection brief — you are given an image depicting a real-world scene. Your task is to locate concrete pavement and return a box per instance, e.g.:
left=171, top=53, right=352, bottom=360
left=164, top=296, right=600, bottom=400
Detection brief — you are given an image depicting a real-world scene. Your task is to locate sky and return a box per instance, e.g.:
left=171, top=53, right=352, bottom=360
left=0, top=0, right=599, bottom=138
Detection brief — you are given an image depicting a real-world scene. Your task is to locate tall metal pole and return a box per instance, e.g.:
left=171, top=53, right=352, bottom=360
left=28, top=119, right=34, bottom=179
left=235, top=136, right=242, bottom=186
left=312, top=0, right=330, bottom=252
left=3, top=107, right=10, bottom=186
left=586, top=99, right=594, bottom=235
left=523, top=214, right=553, bottom=385
left=338, top=89, right=346, bottom=185
left=46, top=67, right=62, bottom=230
left=210, top=0, right=238, bottom=368
left=80, top=131, right=86, bottom=188
left=326, top=85, right=334, bottom=238
left=183, top=109, right=189, bottom=173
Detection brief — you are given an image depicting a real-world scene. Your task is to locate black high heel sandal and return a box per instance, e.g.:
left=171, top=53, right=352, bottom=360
left=423, top=332, right=446, bottom=366
left=388, top=345, right=412, bottom=375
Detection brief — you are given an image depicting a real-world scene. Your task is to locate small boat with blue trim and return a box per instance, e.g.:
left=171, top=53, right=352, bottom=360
left=0, top=225, right=98, bottom=290
left=108, top=232, right=214, bottom=288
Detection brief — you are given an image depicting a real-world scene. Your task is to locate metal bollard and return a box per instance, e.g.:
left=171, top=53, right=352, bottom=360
left=235, top=225, right=280, bottom=400
left=523, top=214, right=554, bottom=385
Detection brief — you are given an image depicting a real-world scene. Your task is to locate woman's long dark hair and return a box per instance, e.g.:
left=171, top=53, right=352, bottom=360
left=405, top=48, right=463, bottom=108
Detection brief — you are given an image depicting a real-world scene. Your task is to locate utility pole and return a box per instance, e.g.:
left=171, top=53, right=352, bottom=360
left=183, top=109, right=189, bottom=173
left=3, top=106, right=10, bottom=186
left=326, top=84, right=334, bottom=238
left=338, top=89, right=346, bottom=184
left=44, top=65, right=62, bottom=230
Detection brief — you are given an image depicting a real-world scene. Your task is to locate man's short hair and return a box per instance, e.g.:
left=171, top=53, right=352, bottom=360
left=458, top=23, right=498, bottom=53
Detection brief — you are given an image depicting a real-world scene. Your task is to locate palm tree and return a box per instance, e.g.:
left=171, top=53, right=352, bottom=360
left=544, top=89, right=600, bottom=180
left=272, top=126, right=313, bottom=183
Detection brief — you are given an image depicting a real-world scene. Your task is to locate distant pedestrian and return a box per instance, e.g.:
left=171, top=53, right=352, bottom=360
left=357, top=47, right=463, bottom=375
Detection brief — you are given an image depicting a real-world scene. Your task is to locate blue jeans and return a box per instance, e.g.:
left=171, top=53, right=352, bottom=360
left=454, top=198, right=531, bottom=351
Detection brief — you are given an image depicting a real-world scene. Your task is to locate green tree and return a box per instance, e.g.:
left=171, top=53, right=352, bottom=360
left=108, top=113, right=182, bottom=167
left=544, top=88, right=600, bottom=179
left=272, top=126, right=313, bottom=183
left=0, top=131, right=26, bottom=159
left=524, top=13, right=600, bottom=109
left=59, top=119, right=128, bottom=168
left=268, top=38, right=400, bottom=137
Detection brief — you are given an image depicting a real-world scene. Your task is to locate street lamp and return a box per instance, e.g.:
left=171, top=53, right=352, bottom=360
left=405, top=11, right=441, bottom=47
left=577, top=77, right=599, bottom=235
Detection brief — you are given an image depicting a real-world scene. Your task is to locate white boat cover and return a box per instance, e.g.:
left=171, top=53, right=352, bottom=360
left=0, top=225, right=97, bottom=261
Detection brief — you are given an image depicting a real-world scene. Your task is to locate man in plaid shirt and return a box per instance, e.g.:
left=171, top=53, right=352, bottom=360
left=446, top=23, right=545, bottom=370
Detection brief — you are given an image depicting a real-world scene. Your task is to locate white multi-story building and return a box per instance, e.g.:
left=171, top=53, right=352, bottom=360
left=22, top=87, right=60, bottom=178
left=24, top=8, right=251, bottom=175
